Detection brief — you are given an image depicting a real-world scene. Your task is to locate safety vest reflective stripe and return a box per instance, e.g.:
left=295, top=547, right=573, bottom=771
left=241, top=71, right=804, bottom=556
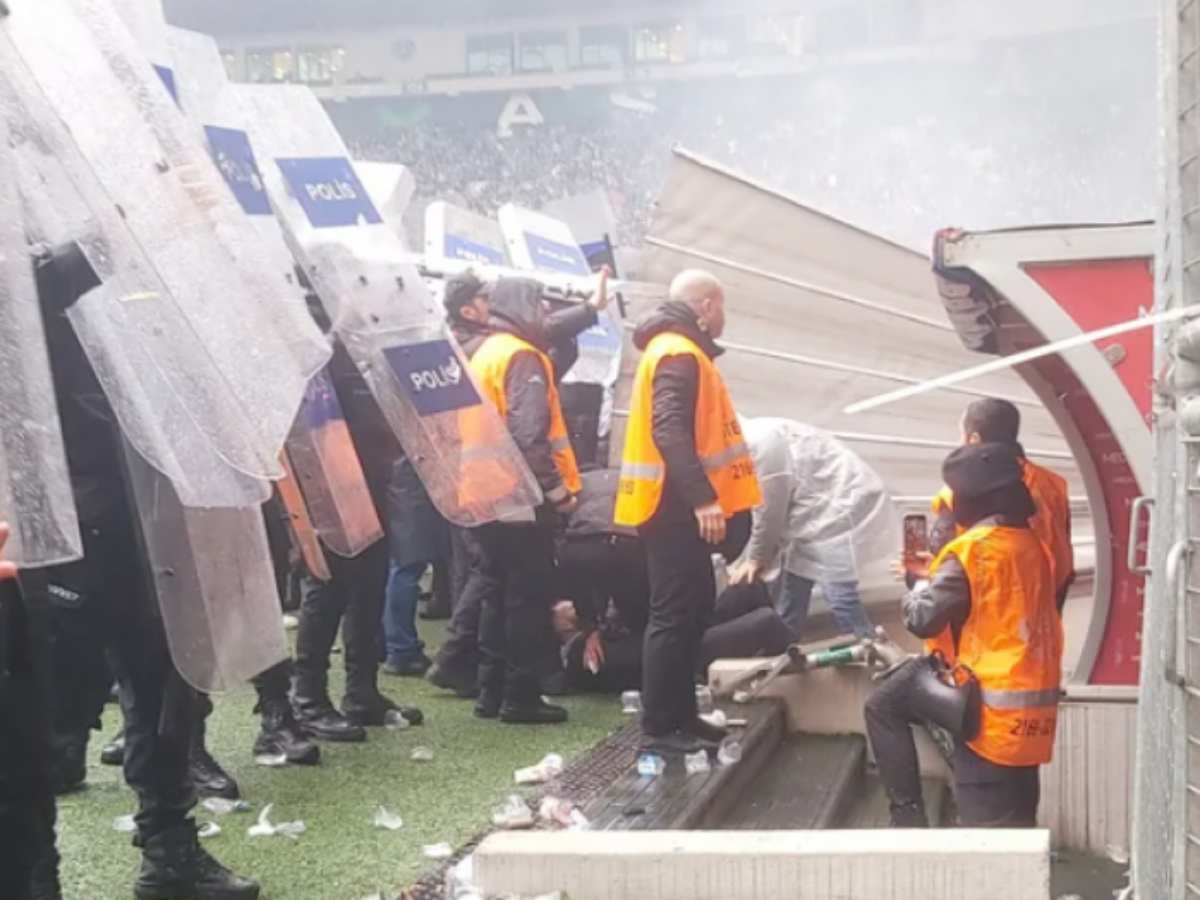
left=550, top=435, right=573, bottom=453
left=979, top=687, right=1063, bottom=709
left=614, top=331, right=760, bottom=528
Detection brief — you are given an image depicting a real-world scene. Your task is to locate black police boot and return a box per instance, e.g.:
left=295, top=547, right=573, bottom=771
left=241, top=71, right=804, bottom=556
left=888, top=800, right=929, bottom=828
left=540, top=669, right=573, bottom=698
left=682, top=716, right=728, bottom=747
left=292, top=693, right=367, bottom=743
left=189, top=742, right=240, bottom=801
left=133, top=823, right=260, bottom=900
left=473, top=663, right=504, bottom=720
left=381, top=652, right=433, bottom=678
left=499, top=674, right=568, bottom=725
left=52, top=732, right=88, bottom=796
left=342, top=687, right=424, bottom=728
left=253, top=698, right=320, bottom=766
left=99, top=729, right=125, bottom=767
left=639, top=730, right=705, bottom=756
left=428, top=664, right=479, bottom=700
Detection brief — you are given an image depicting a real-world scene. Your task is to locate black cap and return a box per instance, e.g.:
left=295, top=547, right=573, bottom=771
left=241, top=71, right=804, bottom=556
left=443, top=271, right=486, bottom=317
left=942, top=442, right=1024, bottom=502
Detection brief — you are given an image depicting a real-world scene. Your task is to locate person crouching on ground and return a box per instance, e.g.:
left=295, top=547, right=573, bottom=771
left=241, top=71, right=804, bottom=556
left=864, top=443, right=1063, bottom=828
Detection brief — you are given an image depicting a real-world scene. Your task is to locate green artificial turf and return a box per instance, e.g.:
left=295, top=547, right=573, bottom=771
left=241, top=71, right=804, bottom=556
left=57, top=621, right=626, bottom=900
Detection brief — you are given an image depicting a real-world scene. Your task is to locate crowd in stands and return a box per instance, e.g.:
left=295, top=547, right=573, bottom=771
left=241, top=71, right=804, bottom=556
left=339, top=24, right=1157, bottom=249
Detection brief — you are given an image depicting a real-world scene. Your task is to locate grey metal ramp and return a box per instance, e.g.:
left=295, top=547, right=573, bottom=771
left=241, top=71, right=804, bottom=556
left=839, top=769, right=952, bottom=828
left=581, top=700, right=784, bottom=831
left=714, top=734, right=867, bottom=830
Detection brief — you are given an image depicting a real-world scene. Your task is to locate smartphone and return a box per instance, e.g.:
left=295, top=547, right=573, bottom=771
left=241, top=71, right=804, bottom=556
left=903, top=514, right=929, bottom=566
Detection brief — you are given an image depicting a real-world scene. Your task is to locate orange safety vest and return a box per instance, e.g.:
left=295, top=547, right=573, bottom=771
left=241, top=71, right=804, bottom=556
left=463, top=331, right=581, bottom=504
left=932, top=458, right=1072, bottom=591
left=926, top=525, right=1063, bottom=767
left=614, top=332, right=761, bottom=528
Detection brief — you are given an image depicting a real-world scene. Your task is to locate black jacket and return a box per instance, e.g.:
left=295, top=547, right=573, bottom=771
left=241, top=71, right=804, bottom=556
left=544, top=301, right=598, bottom=382
left=458, top=278, right=574, bottom=506
left=562, top=468, right=635, bottom=541
left=387, top=453, right=450, bottom=567
left=631, top=302, right=723, bottom=511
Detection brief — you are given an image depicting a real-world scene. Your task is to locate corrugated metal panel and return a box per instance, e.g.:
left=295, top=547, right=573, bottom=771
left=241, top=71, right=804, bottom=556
left=1041, top=699, right=1137, bottom=857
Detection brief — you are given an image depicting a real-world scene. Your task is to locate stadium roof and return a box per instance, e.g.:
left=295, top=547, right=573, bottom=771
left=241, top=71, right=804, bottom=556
left=163, top=0, right=693, bottom=34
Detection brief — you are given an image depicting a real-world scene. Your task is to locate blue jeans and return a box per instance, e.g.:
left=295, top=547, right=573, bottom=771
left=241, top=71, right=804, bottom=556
left=779, top=572, right=874, bottom=641
left=382, top=561, right=426, bottom=664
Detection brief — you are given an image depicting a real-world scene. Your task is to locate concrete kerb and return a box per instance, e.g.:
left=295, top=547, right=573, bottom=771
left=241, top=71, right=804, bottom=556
left=474, top=828, right=1052, bottom=900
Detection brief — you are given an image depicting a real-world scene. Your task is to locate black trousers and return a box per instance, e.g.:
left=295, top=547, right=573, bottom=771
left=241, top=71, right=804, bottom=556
left=293, top=537, right=388, bottom=704
left=46, top=514, right=198, bottom=843
left=863, top=657, right=1042, bottom=827
left=434, top=527, right=489, bottom=686
left=639, top=497, right=750, bottom=737
left=475, top=511, right=560, bottom=699
left=0, top=580, right=57, bottom=900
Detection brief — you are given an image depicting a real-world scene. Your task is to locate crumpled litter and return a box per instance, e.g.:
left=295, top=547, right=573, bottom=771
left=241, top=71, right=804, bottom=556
left=695, top=685, right=714, bottom=715
left=446, top=854, right=478, bottom=900
left=1107, top=845, right=1131, bottom=866
left=253, top=753, right=288, bottom=768
left=247, top=803, right=306, bottom=839
left=514, top=753, right=563, bottom=785
left=423, top=842, right=454, bottom=859
left=383, top=710, right=411, bottom=730
left=372, top=806, right=404, bottom=831
left=198, top=822, right=221, bottom=839
left=636, top=753, right=665, bottom=777
left=538, top=796, right=589, bottom=830
left=717, top=739, right=743, bottom=766
left=202, top=798, right=252, bottom=815
left=685, top=750, right=711, bottom=775
left=700, top=709, right=727, bottom=728
left=112, top=814, right=136, bottom=833
left=620, top=690, right=641, bottom=714
left=410, top=746, right=435, bottom=762
left=491, top=795, right=535, bottom=829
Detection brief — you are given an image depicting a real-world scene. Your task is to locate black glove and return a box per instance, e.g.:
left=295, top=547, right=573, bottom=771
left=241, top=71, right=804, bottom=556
left=32, top=240, right=102, bottom=313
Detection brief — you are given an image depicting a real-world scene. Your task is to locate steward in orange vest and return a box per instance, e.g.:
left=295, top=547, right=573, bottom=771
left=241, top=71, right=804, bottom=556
left=929, top=398, right=1074, bottom=608
left=614, top=272, right=761, bottom=757
left=864, top=443, right=1062, bottom=829
left=452, top=277, right=582, bottom=725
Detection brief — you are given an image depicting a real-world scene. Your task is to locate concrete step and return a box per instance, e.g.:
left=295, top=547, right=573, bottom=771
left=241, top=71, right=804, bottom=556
left=837, top=769, right=952, bottom=829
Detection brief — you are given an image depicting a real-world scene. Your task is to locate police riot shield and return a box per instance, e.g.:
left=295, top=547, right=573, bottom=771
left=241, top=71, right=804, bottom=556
left=123, top=445, right=289, bottom=691
left=169, top=26, right=384, bottom=558
left=232, top=84, right=542, bottom=526
left=0, top=115, right=82, bottom=567
left=0, top=0, right=330, bottom=505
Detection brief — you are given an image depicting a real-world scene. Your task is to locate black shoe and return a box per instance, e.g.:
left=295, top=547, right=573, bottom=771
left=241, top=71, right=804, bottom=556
left=499, top=698, right=568, bottom=725
left=474, top=688, right=502, bottom=720
left=683, top=716, right=728, bottom=746
left=293, top=699, right=367, bottom=743
left=52, top=734, right=88, bottom=796
left=189, top=746, right=240, bottom=801
left=100, top=731, right=125, bottom=767
left=254, top=702, right=320, bottom=766
left=888, top=801, right=929, bottom=828
left=428, top=665, right=479, bottom=699
left=134, top=824, right=260, bottom=900
left=420, top=600, right=452, bottom=621
left=639, top=730, right=706, bottom=756
left=540, top=670, right=573, bottom=697
left=382, top=653, right=433, bottom=678
left=342, top=691, right=424, bottom=728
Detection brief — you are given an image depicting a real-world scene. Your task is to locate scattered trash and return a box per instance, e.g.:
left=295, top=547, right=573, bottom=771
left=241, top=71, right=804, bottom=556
left=1107, top=845, right=1131, bottom=866
left=383, top=710, right=411, bottom=730
left=198, top=822, right=221, bottom=839
left=282, top=614, right=299, bottom=631
left=725, top=718, right=748, bottom=728
left=514, top=753, right=564, bottom=785
left=492, top=795, right=535, bottom=829
left=423, top=842, right=454, bottom=860
left=695, top=685, right=714, bottom=715
left=684, top=750, right=711, bottom=775
left=247, top=804, right=306, bottom=839
left=201, top=798, right=252, bottom=815
left=446, top=855, right=477, bottom=899
left=620, top=691, right=642, bottom=714
left=717, top=739, right=743, bottom=766
left=253, top=753, right=289, bottom=768
left=112, top=814, right=136, bottom=834
left=700, top=709, right=727, bottom=728
left=373, top=806, right=404, bottom=831
left=732, top=689, right=752, bottom=704
left=539, top=796, right=590, bottom=830
left=410, top=745, right=435, bottom=762
left=637, top=753, right=665, bottom=777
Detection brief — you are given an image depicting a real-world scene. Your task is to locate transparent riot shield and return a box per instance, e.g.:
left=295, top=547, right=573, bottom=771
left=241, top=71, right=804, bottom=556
left=168, top=26, right=384, bottom=557
left=232, top=84, right=541, bottom=526
left=123, top=444, right=289, bottom=692
left=0, top=0, right=329, bottom=503
left=0, top=116, right=82, bottom=567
